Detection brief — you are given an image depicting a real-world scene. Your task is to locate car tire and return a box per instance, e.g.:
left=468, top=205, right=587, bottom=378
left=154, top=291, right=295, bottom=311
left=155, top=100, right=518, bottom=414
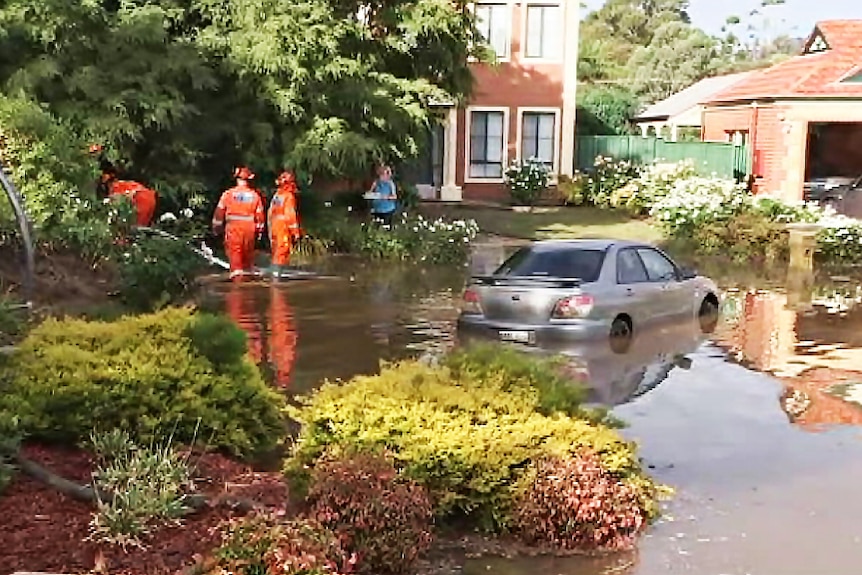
left=698, top=297, right=719, bottom=334
left=609, top=316, right=633, bottom=354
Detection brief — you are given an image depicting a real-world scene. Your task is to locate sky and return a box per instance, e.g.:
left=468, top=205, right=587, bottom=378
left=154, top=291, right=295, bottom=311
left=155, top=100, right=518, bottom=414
left=582, top=0, right=861, bottom=38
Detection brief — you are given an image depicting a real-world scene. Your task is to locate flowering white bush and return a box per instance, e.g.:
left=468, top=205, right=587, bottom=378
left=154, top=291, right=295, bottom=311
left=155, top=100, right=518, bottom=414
left=612, top=159, right=699, bottom=214
left=505, top=158, right=549, bottom=206
left=816, top=215, right=862, bottom=263
left=649, top=177, right=749, bottom=236
left=582, top=156, right=640, bottom=208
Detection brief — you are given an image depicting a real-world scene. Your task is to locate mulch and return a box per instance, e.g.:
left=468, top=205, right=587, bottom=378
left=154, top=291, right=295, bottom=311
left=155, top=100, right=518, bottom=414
left=0, top=443, right=290, bottom=575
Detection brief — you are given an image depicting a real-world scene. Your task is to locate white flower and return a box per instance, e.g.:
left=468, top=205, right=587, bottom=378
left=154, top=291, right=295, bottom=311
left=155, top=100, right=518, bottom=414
left=324, top=201, right=332, bottom=208
left=181, top=208, right=194, bottom=218
left=160, top=212, right=177, bottom=222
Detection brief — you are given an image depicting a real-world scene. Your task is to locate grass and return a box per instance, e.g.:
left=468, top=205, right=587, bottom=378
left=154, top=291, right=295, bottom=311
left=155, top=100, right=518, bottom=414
left=420, top=204, right=665, bottom=244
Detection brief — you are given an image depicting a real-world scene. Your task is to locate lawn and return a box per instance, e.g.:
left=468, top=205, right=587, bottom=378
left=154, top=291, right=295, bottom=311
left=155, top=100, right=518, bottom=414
left=420, top=204, right=665, bottom=244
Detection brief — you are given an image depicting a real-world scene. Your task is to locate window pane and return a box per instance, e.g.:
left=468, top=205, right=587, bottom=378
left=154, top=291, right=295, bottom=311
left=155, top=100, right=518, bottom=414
left=538, top=113, right=554, bottom=139
left=522, top=137, right=537, bottom=160
left=526, top=6, right=543, bottom=57
left=636, top=249, right=678, bottom=282
left=617, top=249, right=649, bottom=284
left=487, top=111, right=504, bottom=137
left=541, top=6, right=561, bottom=58
left=475, top=6, right=491, bottom=43
left=490, top=5, right=510, bottom=56
left=495, top=247, right=607, bottom=283
left=487, top=163, right=503, bottom=178
left=487, top=135, right=503, bottom=162
left=523, top=114, right=538, bottom=139
left=537, top=138, right=553, bottom=163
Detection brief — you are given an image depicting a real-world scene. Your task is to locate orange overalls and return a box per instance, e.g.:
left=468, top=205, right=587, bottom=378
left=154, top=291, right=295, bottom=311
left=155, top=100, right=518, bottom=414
left=212, top=184, right=265, bottom=280
left=268, top=182, right=301, bottom=267
left=109, top=180, right=158, bottom=226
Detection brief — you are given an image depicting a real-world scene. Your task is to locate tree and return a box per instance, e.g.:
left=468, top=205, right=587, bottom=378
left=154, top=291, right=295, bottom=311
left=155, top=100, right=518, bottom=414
left=0, top=0, right=481, bottom=201
left=576, top=85, right=640, bottom=136
left=626, top=22, right=724, bottom=103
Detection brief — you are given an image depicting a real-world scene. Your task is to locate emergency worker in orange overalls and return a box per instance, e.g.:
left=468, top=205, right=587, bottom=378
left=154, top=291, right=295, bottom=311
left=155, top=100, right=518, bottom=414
left=212, top=166, right=265, bottom=281
left=108, top=177, right=158, bottom=227
left=268, top=170, right=302, bottom=276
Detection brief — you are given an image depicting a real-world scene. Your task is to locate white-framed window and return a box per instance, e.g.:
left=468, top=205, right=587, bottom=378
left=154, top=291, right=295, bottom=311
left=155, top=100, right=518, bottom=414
left=517, top=107, right=560, bottom=173
left=474, top=2, right=512, bottom=60
left=524, top=3, right=562, bottom=60
left=466, top=107, right=509, bottom=181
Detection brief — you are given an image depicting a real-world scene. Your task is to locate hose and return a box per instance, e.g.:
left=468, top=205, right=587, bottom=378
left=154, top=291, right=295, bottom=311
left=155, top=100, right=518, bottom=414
left=0, top=160, right=36, bottom=304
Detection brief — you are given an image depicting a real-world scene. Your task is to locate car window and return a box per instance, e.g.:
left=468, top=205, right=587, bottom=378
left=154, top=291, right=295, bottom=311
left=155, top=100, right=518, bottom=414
left=494, top=247, right=606, bottom=282
left=616, top=249, right=649, bottom=284
left=636, top=248, right=678, bottom=282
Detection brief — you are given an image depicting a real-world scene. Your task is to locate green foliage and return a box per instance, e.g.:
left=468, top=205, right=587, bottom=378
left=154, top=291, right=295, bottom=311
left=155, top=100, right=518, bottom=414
left=307, top=210, right=478, bottom=265
left=0, top=308, right=285, bottom=457
left=693, top=211, right=787, bottom=263
left=286, top=357, right=657, bottom=532
left=581, top=157, right=641, bottom=208
left=505, top=159, right=549, bottom=207
left=89, top=430, right=193, bottom=549
left=818, top=224, right=862, bottom=264
left=116, top=234, right=208, bottom=311
left=306, top=450, right=434, bottom=574
left=610, top=160, right=699, bottom=214
left=0, top=0, right=483, bottom=200
left=185, top=313, right=250, bottom=372
left=576, top=86, right=640, bottom=136
left=555, top=174, right=588, bottom=206
left=0, top=412, right=20, bottom=495
left=206, top=514, right=352, bottom=575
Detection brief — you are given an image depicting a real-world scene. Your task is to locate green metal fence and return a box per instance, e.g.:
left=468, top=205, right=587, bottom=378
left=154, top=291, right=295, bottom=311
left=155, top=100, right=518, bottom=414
left=575, top=136, right=751, bottom=180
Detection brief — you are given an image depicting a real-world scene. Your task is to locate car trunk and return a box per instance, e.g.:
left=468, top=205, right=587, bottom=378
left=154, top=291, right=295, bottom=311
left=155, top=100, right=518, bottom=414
left=474, top=277, right=585, bottom=323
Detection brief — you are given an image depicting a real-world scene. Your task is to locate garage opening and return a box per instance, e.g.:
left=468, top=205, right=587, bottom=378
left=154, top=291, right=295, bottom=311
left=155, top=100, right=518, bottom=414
left=805, top=122, right=862, bottom=216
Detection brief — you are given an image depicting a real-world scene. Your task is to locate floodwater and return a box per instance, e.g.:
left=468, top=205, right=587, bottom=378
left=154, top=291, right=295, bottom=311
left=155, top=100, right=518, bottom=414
left=204, top=245, right=862, bottom=575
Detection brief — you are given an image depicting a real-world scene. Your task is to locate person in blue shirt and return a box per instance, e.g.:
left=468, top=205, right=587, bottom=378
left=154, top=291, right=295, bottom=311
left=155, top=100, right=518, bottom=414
left=368, top=165, right=398, bottom=227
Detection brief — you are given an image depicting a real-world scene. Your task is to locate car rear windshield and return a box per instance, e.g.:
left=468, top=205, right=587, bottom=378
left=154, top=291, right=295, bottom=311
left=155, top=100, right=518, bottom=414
left=494, top=246, right=606, bottom=282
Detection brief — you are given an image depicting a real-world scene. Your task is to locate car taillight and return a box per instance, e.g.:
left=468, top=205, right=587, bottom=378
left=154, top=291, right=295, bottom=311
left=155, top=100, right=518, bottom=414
left=462, top=288, right=483, bottom=315
left=552, top=294, right=594, bottom=319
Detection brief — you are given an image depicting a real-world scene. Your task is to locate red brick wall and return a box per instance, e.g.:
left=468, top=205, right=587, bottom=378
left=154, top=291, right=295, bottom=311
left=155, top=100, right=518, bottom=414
left=701, top=102, right=785, bottom=195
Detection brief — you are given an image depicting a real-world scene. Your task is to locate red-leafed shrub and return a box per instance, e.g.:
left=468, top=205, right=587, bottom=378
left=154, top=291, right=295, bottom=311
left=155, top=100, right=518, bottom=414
left=205, top=512, right=356, bottom=575
left=514, top=454, right=647, bottom=551
left=306, top=451, right=434, bottom=574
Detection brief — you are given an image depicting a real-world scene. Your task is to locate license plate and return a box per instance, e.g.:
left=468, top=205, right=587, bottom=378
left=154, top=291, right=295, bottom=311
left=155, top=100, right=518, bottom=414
left=499, top=330, right=535, bottom=344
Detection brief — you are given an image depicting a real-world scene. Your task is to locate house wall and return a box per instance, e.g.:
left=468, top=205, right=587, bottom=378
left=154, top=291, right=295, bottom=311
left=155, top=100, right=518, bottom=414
left=454, top=0, right=578, bottom=202
left=703, top=99, right=862, bottom=201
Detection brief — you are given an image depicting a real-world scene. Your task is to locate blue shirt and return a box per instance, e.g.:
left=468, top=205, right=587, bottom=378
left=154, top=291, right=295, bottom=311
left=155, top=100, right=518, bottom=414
left=371, top=180, right=397, bottom=214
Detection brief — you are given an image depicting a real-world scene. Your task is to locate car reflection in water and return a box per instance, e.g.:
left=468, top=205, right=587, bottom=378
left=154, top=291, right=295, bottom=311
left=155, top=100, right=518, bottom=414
left=460, top=314, right=713, bottom=407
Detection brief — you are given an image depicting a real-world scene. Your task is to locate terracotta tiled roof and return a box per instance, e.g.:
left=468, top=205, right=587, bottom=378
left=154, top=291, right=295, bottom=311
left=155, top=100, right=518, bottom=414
left=706, top=20, right=862, bottom=104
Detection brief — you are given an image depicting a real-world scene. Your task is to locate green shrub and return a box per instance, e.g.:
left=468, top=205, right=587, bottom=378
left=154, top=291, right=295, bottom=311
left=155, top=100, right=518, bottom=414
left=556, top=174, right=587, bottom=206
left=505, top=159, right=550, bottom=206
left=116, top=233, right=208, bottom=311
left=818, top=222, right=862, bottom=263
left=206, top=514, right=353, bottom=575
left=581, top=156, right=640, bottom=208
left=306, top=450, right=433, bottom=574
left=185, top=312, right=249, bottom=371
left=693, top=210, right=787, bottom=263
left=514, top=454, right=647, bottom=550
left=611, top=160, right=699, bottom=215
left=0, top=307, right=285, bottom=457
left=0, top=412, right=20, bottom=495
left=285, top=359, right=657, bottom=532
left=444, top=343, right=590, bottom=419
left=89, top=430, right=193, bottom=549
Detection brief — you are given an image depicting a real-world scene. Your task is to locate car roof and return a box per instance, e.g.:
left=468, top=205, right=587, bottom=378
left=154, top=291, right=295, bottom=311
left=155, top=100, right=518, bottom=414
left=529, top=239, right=653, bottom=251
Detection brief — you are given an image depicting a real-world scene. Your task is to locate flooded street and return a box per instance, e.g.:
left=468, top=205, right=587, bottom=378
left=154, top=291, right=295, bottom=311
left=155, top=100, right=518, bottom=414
left=204, top=244, right=862, bottom=575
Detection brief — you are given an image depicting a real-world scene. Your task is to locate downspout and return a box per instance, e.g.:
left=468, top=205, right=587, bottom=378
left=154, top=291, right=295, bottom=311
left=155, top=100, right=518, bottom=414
left=749, top=101, right=760, bottom=191
left=0, top=160, right=36, bottom=305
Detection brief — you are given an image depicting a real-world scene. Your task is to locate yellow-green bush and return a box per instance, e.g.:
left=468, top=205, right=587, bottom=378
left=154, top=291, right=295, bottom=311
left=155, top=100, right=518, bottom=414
left=286, top=359, right=657, bottom=532
left=0, top=307, right=285, bottom=457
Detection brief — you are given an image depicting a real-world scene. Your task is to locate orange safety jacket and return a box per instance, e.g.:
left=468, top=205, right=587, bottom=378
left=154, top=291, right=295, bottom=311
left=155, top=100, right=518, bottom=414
left=268, top=183, right=300, bottom=237
left=212, top=184, right=265, bottom=233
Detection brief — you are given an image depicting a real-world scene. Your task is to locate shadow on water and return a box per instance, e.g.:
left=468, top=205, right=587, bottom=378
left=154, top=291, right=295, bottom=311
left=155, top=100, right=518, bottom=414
left=202, top=243, right=862, bottom=575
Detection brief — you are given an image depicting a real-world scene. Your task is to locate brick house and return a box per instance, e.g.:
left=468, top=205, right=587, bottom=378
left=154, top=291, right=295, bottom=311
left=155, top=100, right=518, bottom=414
left=410, top=0, right=579, bottom=203
left=700, top=20, right=862, bottom=201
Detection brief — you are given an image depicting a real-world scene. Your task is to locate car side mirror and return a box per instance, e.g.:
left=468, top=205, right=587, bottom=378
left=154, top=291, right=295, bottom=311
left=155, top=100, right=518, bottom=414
left=679, top=267, right=697, bottom=281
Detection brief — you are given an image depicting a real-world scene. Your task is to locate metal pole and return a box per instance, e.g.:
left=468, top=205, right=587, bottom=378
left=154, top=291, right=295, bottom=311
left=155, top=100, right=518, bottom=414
left=0, top=160, right=36, bottom=304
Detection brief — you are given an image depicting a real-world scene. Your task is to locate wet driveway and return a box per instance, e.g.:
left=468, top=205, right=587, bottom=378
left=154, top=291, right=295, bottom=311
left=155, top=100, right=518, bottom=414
left=204, top=245, right=862, bottom=575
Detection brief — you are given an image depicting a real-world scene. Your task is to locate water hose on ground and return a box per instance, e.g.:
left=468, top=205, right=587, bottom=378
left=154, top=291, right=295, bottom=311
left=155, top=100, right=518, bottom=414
left=136, top=226, right=230, bottom=270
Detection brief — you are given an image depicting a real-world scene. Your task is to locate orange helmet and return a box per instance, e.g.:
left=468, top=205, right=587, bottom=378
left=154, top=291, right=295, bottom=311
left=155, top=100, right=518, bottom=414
left=89, top=144, right=104, bottom=155
left=233, top=166, right=255, bottom=181
left=276, top=170, right=296, bottom=187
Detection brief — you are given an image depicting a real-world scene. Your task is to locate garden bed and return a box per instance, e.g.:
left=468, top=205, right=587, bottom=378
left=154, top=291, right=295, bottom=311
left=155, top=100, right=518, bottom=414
left=0, top=443, right=288, bottom=575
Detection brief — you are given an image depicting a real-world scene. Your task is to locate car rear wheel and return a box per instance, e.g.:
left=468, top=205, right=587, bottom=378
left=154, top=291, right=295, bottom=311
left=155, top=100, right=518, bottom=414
left=698, top=296, right=719, bottom=334
left=609, top=316, right=633, bottom=354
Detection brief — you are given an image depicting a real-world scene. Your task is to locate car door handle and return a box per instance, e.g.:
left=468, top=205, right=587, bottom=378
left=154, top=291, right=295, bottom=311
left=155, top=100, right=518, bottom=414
left=626, top=288, right=634, bottom=296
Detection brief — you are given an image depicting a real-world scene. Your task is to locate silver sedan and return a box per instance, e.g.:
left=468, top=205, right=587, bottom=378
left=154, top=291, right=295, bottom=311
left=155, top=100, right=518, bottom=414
left=456, top=239, right=721, bottom=353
